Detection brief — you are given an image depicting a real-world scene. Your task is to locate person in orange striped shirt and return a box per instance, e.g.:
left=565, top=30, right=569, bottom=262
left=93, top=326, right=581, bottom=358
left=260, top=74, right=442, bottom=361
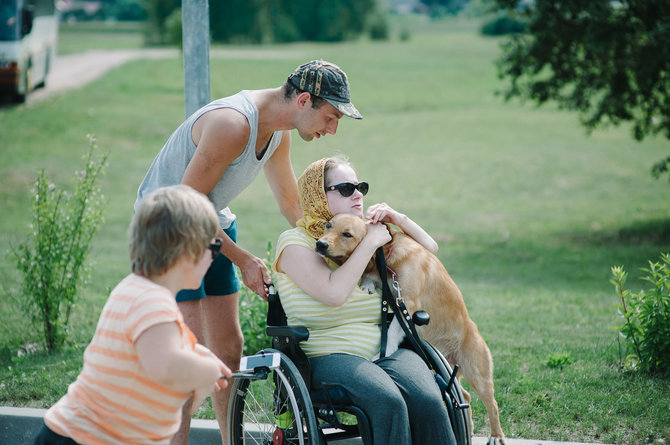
left=34, top=185, right=232, bottom=445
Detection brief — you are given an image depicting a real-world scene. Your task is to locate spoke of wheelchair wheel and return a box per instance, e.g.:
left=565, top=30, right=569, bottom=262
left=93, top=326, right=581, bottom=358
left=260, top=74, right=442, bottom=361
left=236, top=369, right=312, bottom=445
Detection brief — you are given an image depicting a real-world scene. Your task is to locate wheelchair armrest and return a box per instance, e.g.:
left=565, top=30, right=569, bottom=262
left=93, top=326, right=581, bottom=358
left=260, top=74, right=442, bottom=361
left=266, top=325, right=310, bottom=343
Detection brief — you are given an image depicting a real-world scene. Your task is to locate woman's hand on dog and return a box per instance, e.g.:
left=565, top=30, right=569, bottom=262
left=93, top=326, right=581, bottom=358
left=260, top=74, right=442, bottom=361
left=363, top=220, right=392, bottom=248
left=366, top=202, right=406, bottom=226
left=366, top=202, right=438, bottom=254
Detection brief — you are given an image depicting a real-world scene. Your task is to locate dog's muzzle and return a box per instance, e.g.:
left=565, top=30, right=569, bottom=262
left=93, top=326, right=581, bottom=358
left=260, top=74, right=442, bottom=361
left=315, top=240, right=329, bottom=255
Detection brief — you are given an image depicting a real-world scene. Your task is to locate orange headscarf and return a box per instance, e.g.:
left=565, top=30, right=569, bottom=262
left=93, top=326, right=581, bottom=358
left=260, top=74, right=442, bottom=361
left=295, top=158, right=333, bottom=239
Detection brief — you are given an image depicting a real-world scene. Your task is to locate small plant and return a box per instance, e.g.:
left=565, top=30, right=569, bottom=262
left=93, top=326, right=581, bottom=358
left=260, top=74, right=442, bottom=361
left=10, top=137, right=107, bottom=351
left=611, top=253, right=670, bottom=374
left=546, top=352, right=574, bottom=369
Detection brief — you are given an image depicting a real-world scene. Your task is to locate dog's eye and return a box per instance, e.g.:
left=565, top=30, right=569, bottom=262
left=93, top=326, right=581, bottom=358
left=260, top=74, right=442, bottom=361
left=326, top=222, right=332, bottom=229
left=342, top=232, right=352, bottom=238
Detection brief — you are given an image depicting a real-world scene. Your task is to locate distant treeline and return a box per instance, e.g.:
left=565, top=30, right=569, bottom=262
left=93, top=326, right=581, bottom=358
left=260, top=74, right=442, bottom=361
left=146, top=0, right=381, bottom=44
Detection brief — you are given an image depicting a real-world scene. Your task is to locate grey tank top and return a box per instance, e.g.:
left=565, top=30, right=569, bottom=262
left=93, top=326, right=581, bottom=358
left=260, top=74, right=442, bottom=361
left=135, top=90, right=282, bottom=228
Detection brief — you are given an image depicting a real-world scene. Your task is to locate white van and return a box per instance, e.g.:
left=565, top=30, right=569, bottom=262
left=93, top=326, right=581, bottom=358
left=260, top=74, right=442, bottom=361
left=0, top=0, right=58, bottom=102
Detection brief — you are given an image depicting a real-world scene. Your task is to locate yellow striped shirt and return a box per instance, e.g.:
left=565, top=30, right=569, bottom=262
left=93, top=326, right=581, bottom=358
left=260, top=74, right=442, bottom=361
left=44, top=274, right=196, bottom=444
left=273, top=227, right=381, bottom=360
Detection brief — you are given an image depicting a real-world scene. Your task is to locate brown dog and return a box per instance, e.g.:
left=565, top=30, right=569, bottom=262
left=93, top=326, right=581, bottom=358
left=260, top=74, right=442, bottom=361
left=316, top=213, right=505, bottom=445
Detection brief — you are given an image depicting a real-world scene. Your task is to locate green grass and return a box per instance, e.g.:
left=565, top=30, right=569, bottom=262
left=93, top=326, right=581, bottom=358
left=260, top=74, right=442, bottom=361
left=1, top=17, right=670, bottom=444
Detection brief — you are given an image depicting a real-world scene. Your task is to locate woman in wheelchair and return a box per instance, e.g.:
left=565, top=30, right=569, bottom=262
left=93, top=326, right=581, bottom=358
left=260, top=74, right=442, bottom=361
left=271, top=156, right=457, bottom=445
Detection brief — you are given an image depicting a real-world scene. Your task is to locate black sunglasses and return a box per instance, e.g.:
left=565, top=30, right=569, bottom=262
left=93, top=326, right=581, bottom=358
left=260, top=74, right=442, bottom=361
left=208, top=238, right=223, bottom=260
left=324, top=181, right=369, bottom=197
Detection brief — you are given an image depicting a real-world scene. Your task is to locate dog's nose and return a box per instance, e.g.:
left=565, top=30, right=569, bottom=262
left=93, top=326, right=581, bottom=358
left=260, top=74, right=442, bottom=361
left=315, top=240, right=329, bottom=254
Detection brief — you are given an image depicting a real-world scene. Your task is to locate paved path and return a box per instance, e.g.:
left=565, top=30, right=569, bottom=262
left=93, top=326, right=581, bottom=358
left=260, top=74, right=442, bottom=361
left=25, top=47, right=306, bottom=105
left=0, top=406, right=618, bottom=445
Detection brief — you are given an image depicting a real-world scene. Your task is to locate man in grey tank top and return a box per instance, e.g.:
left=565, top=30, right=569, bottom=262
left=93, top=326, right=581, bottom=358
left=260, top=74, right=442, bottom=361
left=134, top=60, right=362, bottom=444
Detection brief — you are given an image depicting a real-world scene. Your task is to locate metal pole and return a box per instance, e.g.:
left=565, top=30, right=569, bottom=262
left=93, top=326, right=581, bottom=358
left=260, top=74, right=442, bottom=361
left=182, top=0, right=211, bottom=118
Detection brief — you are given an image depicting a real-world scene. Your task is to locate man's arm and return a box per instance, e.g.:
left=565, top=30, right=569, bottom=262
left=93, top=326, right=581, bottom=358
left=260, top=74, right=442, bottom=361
left=181, top=108, right=272, bottom=297
left=263, top=130, right=302, bottom=227
left=181, top=108, right=248, bottom=194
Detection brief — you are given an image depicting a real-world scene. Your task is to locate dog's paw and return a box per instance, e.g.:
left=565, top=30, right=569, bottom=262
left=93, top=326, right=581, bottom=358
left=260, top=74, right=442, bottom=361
left=486, top=437, right=505, bottom=445
left=359, top=277, right=377, bottom=294
left=384, top=319, right=404, bottom=356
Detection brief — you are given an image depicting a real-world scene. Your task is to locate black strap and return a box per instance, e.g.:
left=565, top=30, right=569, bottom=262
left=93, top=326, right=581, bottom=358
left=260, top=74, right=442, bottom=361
left=374, top=248, right=431, bottom=365
left=379, top=294, right=391, bottom=358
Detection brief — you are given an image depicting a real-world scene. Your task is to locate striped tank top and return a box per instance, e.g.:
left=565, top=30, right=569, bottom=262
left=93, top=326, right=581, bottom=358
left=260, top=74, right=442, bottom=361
left=272, top=227, right=381, bottom=360
left=44, top=274, right=196, bottom=444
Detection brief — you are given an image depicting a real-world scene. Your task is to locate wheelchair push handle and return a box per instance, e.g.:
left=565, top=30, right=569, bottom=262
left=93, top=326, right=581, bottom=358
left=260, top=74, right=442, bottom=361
left=267, top=283, right=282, bottom=301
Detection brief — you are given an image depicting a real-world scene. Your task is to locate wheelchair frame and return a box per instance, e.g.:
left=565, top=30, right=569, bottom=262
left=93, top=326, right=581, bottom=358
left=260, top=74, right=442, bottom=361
left=227, top=291, right=472, bottom=445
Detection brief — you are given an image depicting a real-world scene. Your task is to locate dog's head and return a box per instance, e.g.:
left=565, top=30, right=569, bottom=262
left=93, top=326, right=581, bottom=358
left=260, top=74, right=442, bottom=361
left=315, top=213, right=368, bottom=265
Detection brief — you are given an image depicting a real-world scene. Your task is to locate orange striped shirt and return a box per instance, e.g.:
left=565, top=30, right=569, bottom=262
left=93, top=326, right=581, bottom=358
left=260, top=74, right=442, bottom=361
left=44, top=274, right=197, bottom=444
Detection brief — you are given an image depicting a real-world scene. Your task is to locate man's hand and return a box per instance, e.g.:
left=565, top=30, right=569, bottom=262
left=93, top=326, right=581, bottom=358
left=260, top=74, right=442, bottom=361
left=238, top=252, right=272, bottom=300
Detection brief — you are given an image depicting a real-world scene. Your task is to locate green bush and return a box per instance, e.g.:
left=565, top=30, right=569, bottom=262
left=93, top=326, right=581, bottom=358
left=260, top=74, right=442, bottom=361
left=10, top=138, right=107, bottom=351
left=481, top=16, right=525, bottom=36
left=239, top=284, right=270, bottom=356
left=367, top=11, right=390, bottom=41
left=164, top=7, right=182, bottom=47
left=239, top=242, right=274, bottom=356
left=611, top=253, right=670, bottom=375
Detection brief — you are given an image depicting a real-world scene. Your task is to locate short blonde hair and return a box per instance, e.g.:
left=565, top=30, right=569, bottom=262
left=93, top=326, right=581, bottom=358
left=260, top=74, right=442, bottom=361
left=129, top=185, right=219, bottom=277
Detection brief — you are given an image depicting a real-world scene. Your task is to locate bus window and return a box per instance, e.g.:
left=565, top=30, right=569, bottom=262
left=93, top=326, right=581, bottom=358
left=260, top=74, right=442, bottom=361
left=0, top=0, right=19, bottom=41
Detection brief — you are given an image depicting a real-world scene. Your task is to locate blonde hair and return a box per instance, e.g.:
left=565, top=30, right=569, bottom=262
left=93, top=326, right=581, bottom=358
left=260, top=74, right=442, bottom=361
left=129, top=185, right=219, bottom=277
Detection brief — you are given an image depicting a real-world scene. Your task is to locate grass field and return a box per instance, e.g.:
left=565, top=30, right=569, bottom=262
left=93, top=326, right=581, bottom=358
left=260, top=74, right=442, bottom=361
left=1, top=18, right=669, bottom=444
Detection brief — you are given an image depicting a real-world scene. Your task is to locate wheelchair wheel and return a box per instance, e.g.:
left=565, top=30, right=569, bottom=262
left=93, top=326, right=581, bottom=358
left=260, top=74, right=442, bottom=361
left=228, top=349, right=320, bottom=445
left=421, top=340, right=472, bottom=445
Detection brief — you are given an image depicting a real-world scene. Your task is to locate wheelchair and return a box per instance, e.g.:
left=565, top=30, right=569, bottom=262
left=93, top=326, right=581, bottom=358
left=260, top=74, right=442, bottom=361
left=227, top=287, right=472, bottom=445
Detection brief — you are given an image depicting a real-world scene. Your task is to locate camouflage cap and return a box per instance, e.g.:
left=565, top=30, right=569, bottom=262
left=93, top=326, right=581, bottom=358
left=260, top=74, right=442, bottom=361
left=287, top=60, right=363, bottom=120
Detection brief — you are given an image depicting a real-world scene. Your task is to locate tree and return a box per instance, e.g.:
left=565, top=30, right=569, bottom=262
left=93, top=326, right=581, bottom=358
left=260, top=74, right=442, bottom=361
left=492, top=0, right=670, bottom=181
left=147, top=0, right=379, bottom=45
left=421, top=0, right=471, bottom=16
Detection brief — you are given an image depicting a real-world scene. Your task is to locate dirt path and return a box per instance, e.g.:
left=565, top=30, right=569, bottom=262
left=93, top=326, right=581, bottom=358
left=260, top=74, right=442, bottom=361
left=25, top=47, right=305, bottom=105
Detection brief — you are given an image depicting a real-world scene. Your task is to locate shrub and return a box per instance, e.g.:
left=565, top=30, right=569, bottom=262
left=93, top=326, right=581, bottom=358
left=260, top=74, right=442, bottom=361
left=239, top=242, right=274, bottom=355
left=10, top=138, right=107, bottom=351
left=611, top=253, right=670, bottom=374
left=481, top=16, right=525, bottom=36
left=239, top=284, right=270, bottom=356
left=367, top=11, right=390, bottom=41
left=164, top=7, right=182, bottom=47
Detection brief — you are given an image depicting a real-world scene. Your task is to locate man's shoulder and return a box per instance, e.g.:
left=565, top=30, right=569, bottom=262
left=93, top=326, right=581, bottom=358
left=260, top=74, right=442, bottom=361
left=194, top=107, right=251, bottom=148
left=201, top=106, right=249, bottom=126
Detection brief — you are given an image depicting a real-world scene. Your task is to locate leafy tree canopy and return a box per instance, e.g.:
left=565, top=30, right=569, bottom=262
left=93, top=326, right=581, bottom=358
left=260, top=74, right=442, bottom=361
left=146, top=0, right=377, bottom=44
left=493, top=0, right=670, bottom=180
left=492, top=0, right=670, bottom=178
left=494, top=0, right=670, bottom=141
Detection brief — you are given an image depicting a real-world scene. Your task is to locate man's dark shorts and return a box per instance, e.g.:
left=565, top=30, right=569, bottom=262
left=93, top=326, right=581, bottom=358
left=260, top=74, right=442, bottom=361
left=176, top=220, right=241, bottom=302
